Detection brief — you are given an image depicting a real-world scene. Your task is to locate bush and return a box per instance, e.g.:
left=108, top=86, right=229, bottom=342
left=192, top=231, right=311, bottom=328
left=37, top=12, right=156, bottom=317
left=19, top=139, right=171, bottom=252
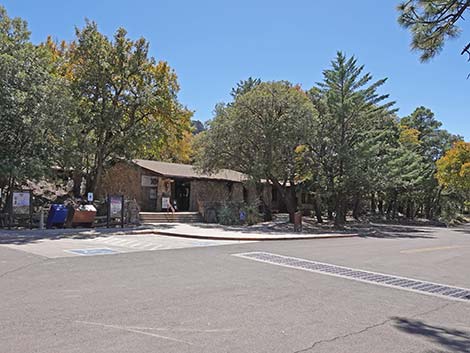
left=216, top=201, right=263, bottom=226
left=217, top=204, right=240, bottom=225
left=241, top=202, right=262, bottom=225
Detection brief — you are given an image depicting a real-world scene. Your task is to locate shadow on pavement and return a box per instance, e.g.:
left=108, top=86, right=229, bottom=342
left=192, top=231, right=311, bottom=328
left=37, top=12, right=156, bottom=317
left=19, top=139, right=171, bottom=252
left=149, top=221, right=359, bottom=235
left=0, top=226, right=149, bottom=245
left=356, top=224, right=436, bottom=239
left=0, top=221, right=439, bottom=245
left=453, top=226, right=470, bottom=236
left=149, top=221, right=436, bottom=239
left=392, top=317, right=470, bottom=352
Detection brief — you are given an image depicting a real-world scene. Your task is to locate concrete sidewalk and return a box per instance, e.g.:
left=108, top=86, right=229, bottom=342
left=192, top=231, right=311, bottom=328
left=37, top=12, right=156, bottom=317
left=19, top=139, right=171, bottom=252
left=0, top=223, right=357, bottom=241
left=139, top=223, right=358, bottom=241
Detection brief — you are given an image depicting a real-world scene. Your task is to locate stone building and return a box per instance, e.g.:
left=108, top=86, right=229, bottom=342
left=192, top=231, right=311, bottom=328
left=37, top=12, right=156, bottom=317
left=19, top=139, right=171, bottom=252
left=99, top=159, right=252, bottom=212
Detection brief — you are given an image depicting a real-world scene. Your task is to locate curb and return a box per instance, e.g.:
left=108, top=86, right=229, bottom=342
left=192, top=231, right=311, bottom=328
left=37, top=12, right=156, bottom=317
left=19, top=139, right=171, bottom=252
left=130, top=229, right=358, bottom=241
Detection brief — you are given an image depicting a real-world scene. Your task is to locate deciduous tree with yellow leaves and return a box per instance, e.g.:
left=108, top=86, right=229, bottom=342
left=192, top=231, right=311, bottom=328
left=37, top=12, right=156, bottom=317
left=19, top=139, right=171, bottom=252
left=437, top=141, right=470, bottom=192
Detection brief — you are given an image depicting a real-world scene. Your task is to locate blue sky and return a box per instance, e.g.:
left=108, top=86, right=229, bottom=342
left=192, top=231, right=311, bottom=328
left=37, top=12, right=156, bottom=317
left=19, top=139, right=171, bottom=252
left=3, top=0, right=469, bottom=139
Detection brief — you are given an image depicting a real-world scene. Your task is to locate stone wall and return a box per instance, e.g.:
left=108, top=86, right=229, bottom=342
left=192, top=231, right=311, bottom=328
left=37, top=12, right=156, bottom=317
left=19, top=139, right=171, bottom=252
left=99, top=162, right=142, bottom=203
left=189, top=180, right=246, bottom=211
left=100, top=162, right=264, bottom=214
left=99, top=162, right=164, bottom=212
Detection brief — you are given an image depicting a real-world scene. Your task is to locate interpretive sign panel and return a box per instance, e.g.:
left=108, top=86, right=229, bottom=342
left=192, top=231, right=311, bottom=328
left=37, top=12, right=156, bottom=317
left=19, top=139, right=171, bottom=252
left=12, top=191, right=31, bottom=215
left=9, top=190, right=33, bottom=228
left=107, top=194, right=124, bottom=228
left=109, top=195, right=123, bottom=217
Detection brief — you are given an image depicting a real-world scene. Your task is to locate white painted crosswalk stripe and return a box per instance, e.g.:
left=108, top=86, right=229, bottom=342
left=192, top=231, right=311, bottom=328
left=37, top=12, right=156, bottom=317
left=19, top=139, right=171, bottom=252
left=90, top=236, right=193, bottom=251
left=1, top=232, right=252, bottom=258
left=62, top=234, right=253, bottom=256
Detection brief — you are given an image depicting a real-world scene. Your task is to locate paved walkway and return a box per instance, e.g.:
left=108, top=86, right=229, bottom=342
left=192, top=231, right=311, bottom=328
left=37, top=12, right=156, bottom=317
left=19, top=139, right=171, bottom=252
left=0, top=222, right=357, bottom=242
left=142, top=222, right=357, bottom=240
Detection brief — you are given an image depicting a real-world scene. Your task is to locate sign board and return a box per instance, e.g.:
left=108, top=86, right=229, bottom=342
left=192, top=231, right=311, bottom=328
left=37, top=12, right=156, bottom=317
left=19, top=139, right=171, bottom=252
left=12, top=191, right=31, bottom=215
left=87, top=192, right=94, bottom=202
left=162, top=197, right=170, bottom=209
left=109, top=195, right=123, bottom=217
left=107, top=194, right=124, bottom=228
left=9, top=190, right=33, bottom=229
left=141, top=175, right=158, bottom=187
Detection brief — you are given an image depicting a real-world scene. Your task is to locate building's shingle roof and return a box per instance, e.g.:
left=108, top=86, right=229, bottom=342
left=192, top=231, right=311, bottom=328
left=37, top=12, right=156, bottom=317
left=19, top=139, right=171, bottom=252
left=132, top=159, right=247, bottom=183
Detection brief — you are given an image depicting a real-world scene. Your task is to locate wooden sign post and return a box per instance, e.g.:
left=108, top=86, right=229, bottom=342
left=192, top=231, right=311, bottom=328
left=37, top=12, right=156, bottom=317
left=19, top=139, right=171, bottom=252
left=107, top=195, right=125, bottom=228
left=9, top=190, right=33, bottom=229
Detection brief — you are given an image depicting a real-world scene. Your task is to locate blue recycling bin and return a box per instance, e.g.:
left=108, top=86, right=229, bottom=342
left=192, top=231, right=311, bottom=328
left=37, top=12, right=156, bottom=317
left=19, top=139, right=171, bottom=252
left=46, top=204, right=68, bottom=229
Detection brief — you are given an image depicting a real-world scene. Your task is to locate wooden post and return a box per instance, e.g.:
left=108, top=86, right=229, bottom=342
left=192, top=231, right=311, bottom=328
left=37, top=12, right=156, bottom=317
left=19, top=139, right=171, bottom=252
left=8, top=193, right=12, bottom=230
left=29, top=191, right=33, bottom=229
left=121, top=195, right=124, bottom=228
left=106, top=194, right=110, bottom=228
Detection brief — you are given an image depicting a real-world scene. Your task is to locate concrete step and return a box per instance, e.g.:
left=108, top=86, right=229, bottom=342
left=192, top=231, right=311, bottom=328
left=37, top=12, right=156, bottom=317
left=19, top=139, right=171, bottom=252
left=139, top=212, right=202, bottom=224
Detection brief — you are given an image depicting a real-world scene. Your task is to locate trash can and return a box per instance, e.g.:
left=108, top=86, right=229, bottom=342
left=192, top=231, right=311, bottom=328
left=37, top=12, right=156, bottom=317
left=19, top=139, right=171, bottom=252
left=70, top=205, right=97, bottom=228
left=46, top=204, right=69, bottom=229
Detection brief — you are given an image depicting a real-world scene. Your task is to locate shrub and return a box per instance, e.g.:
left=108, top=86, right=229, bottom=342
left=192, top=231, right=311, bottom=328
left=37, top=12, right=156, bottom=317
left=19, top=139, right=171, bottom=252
left=216, top=201, right=263, bottom=226
left=241, top=201, right=262, bottom=225
left=217, top=204, right=239, bottom=225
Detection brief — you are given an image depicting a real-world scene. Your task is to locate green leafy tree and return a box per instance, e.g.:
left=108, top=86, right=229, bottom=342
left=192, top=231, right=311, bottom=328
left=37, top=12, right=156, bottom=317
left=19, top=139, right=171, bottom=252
left=399, top=106, right=461, bottom=218
left=230, top=77, right=261, bottom=99
left=397, top=1, right=470, bottom=64
left=382, top=141, right=430, bottom=219
left=308, top=52, right=396, bottom=226
left=196, top=81, right=317, bottom=221
left=56, top=21, right=191, bottom=193
left=401, top=106, right=460, bottom=161
left=0, top=6, right=70, bottom=200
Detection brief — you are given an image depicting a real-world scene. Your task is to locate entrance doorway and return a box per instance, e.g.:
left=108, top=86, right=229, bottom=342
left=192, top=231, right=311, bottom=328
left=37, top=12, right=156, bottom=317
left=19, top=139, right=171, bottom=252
left=174, top=180, right=191, bottom=211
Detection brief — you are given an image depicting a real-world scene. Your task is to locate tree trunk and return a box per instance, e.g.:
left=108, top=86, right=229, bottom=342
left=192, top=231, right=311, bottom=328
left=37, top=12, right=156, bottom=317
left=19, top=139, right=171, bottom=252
left=406, top=199, right=412, bottom=219
left=72, top=171, right=83, bottom=197
left=406, top=200, right=415, bottom=219
left=262, top=201, right=272, bottom=221
left=334, top=192, right=346, bottom=227
left=88, top=167, right=102, bottom=195
left=432, top=187, right=443, bottom=219
left=88, top=150, right=105, bottom=195
left=271, top=179, right=297, bottom=223
left=3, top=174, right=15, bottom=213
left=377, top=198, right=384, bottom=216
left=327, top=196, right=335, bottom=220
left=327, top=208, right=334, bottom=220
left=386, top=191, right=397, bottom=220
left=370, top=193, right=376, bottom=215
left=352, top=193, right=361, bottom=220
left=285, top=186, right=298, bottom=223
left=392, top=192, right=399, bottom=219
left=314, top=192, right=323, bottom=223
left=256, top=182, right=272, bottom=221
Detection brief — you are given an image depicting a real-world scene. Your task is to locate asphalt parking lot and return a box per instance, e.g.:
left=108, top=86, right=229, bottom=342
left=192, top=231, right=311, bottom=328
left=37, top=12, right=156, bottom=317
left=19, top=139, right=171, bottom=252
left=1, top=224, right=469, bottom=352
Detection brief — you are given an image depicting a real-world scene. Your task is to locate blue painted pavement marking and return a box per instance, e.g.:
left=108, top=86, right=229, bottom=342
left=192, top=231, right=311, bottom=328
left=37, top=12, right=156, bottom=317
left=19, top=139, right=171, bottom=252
left=65, top=248, right=118, bottom=256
